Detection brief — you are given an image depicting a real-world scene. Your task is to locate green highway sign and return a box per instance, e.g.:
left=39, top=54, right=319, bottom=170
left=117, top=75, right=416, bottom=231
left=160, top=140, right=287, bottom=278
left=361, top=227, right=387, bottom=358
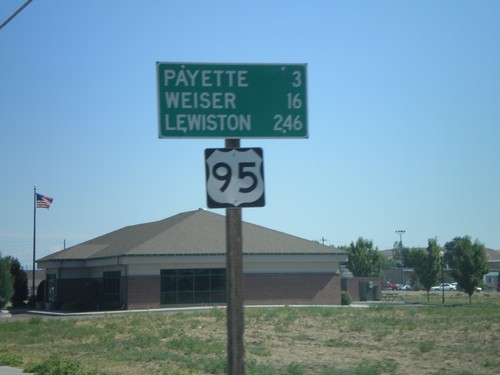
left=157, top=62, right=308, bottom=138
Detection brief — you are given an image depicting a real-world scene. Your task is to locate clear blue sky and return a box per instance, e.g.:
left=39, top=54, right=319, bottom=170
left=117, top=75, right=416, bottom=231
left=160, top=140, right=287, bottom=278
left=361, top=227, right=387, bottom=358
left=1, top=1, right=499, bottom=269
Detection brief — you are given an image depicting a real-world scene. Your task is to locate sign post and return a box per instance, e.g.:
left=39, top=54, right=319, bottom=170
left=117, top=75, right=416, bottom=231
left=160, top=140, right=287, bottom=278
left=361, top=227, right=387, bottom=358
left=225, top=138, right=245, bottom=375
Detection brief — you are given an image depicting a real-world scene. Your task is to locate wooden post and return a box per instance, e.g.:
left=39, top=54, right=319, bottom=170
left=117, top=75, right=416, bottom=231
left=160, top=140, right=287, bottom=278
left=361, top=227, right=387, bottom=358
left=225, top=138, right=245, bottom=374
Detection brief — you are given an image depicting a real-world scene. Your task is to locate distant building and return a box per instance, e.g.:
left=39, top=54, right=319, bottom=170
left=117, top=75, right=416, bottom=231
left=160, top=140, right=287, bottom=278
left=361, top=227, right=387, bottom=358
left=37, top=209, right=348, bottom=310
left=484, top=249, right=500, bottom=290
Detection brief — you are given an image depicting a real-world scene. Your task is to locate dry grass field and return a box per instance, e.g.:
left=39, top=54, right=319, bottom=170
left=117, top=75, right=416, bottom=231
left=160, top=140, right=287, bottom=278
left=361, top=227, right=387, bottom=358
left=1, top=291, right=499, bottom=374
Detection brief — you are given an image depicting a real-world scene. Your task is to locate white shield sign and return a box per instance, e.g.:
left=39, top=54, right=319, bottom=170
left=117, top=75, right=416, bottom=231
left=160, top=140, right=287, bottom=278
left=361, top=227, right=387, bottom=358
left=205, top=148, right=265, bottom=208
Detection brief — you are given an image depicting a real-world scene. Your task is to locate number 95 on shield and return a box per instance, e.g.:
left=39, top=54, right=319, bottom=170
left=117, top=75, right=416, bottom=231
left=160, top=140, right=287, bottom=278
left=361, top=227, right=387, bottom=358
left=205, top=148, right=265, bottom=208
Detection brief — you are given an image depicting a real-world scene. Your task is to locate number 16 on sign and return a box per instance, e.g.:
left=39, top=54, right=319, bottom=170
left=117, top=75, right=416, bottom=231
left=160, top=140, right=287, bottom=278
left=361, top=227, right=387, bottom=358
left=205, top=148, right=265, bottom=208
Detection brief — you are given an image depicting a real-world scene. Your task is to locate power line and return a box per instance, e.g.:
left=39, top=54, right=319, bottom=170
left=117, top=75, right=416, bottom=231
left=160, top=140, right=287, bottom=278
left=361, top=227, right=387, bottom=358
left=0, top=0, right=34, bottom=31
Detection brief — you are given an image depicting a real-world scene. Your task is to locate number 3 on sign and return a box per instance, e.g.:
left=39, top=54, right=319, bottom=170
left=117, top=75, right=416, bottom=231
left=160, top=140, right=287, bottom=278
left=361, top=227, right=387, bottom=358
left=205, top=148, right=265, bottom=208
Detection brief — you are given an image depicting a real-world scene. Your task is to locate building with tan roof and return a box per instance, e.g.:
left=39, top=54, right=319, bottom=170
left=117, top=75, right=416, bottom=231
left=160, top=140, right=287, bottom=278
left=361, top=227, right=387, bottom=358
left=37, top=209, right=348, bottom=310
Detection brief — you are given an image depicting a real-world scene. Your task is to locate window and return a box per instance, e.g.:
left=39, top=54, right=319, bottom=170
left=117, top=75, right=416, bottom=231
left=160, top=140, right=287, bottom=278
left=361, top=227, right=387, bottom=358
left=160, top=268, right=226, bottom=305
left=486, top=275, right=498, bottom=284
left=103, top=271, right=121, bottom=305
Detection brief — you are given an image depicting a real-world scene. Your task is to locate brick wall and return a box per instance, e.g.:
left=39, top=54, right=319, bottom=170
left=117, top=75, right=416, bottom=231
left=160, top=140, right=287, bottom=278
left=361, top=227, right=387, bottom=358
left=244, top=273, right=342, bottom=305
left=57, top=272, right=343, bottom=310
left=127, top=275, right=161, bottom=310
left=127, top=273, right=342, bottom=308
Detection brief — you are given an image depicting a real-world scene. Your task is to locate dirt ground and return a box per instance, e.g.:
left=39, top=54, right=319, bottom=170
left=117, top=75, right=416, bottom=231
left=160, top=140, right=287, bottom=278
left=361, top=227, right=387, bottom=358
left=238, top=293, right=500, bottom=374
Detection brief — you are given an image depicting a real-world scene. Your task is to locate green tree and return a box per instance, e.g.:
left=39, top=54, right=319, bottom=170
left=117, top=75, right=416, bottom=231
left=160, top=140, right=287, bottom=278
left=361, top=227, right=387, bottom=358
left=379, top=253, right=395, bottom=271
left=346, top=237, right=383, bottom=277
left=444, top=236, right=489, bottom=304
left=392, top=242, right=412, bottom=268
left=401, top=246, right=413, bottom=268
left=391, top=242, right=401, bottom=267
left=8, top=257, right=28, bottom=307
left=410, top=239, right=442, bottom=302
left=0, top=253, right=14, bottom=309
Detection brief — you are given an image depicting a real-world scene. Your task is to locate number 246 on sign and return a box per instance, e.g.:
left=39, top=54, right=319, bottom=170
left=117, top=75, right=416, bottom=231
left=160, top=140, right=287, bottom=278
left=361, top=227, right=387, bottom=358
left=205, top=148, right=265, bottom=208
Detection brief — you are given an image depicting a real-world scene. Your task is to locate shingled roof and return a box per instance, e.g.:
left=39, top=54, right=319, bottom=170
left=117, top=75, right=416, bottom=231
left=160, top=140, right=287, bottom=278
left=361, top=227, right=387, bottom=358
left=38, top=209, right=345, bottom=262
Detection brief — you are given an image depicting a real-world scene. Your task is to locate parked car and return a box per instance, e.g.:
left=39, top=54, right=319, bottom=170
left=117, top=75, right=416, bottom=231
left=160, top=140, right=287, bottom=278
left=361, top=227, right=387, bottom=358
left=451, top=282, right=482, bottom=292
left=430, top=283, right=457, bottom=291
left=398, top=285, right=413, bottom=291
left=386, top=281, right=400, bottom=290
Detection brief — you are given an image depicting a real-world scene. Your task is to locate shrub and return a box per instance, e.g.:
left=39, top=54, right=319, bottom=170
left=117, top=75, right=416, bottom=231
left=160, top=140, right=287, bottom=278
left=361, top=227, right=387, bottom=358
left=36, top=280, right=45, bottom=302
left=341, top=291, right=352, bottom=305
left=25, top=356, right=83, bottom=375
left=0, top=351, right=23, bottom=367
left=0, top=254, right=13, bottom=309
left=286, top=362, right=305, bottom=375
left=9, top=257, right=28, bottom=307
left=419, top=340, right=436, bottom=353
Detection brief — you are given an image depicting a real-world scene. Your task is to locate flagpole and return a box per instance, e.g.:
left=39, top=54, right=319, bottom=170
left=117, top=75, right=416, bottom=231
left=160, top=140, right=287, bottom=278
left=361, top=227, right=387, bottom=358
left=32, top=185, right=36, bottom=304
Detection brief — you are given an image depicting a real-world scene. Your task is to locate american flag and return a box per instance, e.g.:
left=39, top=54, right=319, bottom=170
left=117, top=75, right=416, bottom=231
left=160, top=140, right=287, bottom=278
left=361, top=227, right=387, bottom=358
left=36, top=193, right=53, bottom=209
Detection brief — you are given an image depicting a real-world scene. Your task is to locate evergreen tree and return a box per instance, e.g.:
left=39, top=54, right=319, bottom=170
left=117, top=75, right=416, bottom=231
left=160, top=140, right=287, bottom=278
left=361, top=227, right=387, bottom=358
left=9, top=257, right=28, bottom=307
left=0, top=254, right=14, bottom=309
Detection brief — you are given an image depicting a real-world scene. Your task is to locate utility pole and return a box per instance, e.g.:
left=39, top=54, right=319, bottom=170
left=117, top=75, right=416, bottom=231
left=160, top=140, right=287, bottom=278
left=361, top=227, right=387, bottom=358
left=395, top=230, right=405, bottom=283
left=439, top=251, right=445, bottom=304
left=395, top=230, right=405, bottom=257
left=395, top=230, right=405, bottom=247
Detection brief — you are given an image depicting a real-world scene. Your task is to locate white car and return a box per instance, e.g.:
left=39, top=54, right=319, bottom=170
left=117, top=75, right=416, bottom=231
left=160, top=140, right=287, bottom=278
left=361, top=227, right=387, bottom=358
left=398, top=285, right=413, bottom=291
left=450, top=282, right=482, bottom=292
left=431, top=283, right=457, bottom=291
